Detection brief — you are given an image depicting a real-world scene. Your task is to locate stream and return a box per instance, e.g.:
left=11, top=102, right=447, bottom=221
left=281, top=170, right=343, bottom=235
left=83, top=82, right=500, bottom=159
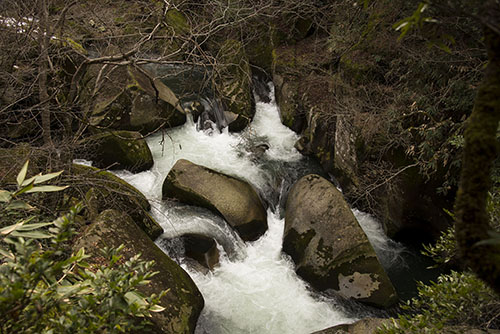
left=113, top=84, right=405, bottom=334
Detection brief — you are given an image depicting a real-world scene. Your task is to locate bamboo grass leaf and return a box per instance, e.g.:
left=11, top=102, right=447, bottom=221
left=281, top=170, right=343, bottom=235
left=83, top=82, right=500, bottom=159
left=16, top=160, right=29, bottom=186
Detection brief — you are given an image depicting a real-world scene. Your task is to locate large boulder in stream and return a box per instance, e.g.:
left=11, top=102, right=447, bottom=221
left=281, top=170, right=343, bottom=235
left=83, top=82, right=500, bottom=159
left=79, top=130, right=153, bottom=173
left=162, top=159, right=268, bottom=241
left=283, top=174, right=398, bottom=308
left=76, top=209, right=204, bottom=334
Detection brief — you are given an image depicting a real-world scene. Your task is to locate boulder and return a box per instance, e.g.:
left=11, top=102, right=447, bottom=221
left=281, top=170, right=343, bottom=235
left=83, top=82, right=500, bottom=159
left=217, top=39, right=255, bottom=132
left=283, top=174, right=398, bottom=308
left=311, top=318, right=389, bottom=334
left=88, top=65, right=186, bottom=134
left=75, top=209, right=204, bottom=334
left=71, top=164, right=163, bottom=240
left=181, top=234, right=220, bottom=270
left=79, top=130, right=153, bottom=173
left=162, top=159, right=267, bottom=241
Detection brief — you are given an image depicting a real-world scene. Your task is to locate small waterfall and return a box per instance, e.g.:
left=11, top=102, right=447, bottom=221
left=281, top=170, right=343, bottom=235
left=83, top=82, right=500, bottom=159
left=353, top=209, right=406, bottom=269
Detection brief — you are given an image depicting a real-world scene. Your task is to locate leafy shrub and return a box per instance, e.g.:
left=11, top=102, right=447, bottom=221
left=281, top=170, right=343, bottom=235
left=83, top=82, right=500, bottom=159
left=377, top=271, right=500, bottom=334
left=0, top=161, right=166, bottom=333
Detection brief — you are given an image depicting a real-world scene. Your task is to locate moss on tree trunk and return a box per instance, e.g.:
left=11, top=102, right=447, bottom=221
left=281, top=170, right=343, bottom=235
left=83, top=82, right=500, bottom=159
left=454, top=5, right=500, bottom=294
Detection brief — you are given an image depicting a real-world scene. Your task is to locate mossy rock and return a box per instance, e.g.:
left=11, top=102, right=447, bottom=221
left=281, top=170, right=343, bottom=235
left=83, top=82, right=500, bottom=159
left=75, top=209, right=204, bottom=334
left=87, top=65, right=186, bottom=134
left=80, top=130, right=153, bottom=173
left=245, top=25, right=275, bottom=74
left=129, top=86, right=186, bottom=133
left=217, top=39, right=255, bottom=132
left=71, top=164, right=163, bottom=240
left=273, top=74, right=307, bottom=133
left=311, top=318, right=390, bottom=334
left=283, top=174, right=398, bottom=308
left=162, top=159, right=267, bottom=241
left=165, top=9, right=190, bottom=35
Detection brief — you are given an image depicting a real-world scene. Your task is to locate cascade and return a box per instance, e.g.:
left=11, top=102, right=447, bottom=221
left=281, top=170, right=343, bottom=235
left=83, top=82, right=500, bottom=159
left=113, top=84, right=403, bottom=334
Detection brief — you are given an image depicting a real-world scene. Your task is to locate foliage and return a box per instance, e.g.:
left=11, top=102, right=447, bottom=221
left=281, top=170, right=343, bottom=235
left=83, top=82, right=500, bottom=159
left=380, top=175, right=500, bottom=333
left=421, top=225, right=456, bottom=266
left=0, top=161, right=166, bottom=333
left=377, top=271, right=500, bottom=333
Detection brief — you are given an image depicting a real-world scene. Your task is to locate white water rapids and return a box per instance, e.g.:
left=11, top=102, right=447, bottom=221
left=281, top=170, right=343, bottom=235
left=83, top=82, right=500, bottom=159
left=111, top=85, right=403, bottom=334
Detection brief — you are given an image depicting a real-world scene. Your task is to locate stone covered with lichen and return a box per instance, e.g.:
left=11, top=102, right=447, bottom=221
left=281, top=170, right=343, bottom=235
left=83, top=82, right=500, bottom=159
left=70, top=164, right=163, bottom=240
left=75, top=209, right=204, bottom=334
left=79, top=130, right=153, bottom=173
left=217, top=39, right=255, bottom=132
left=283, top=174, right=397, bottom=308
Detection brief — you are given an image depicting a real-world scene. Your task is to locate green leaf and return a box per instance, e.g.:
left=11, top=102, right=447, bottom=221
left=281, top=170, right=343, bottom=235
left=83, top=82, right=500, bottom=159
left=13, top=183, right=34, bottom=196
left=150, top=304, right=166, bottom=313
left=20, top=174, right=40, bottom=187
left=16, top=221, right=54, bottom=231
left=16, top=160, right=29, bottom=186
left=5, top=200, right=34, bottom=211
left=125, top=291, right=148, bottom=307
left=475, top=231, right=500, bottom=247
left=0, top=190, right=12, bottom=202
left=25, top=185, right=69, bottom=193
left=0, top=246, right=14, bottom=259
left=0, top=220, right=26, bottom=235
left=32, top=170, right=64, bottom=185
left=10, top=230, right=52, bottom=239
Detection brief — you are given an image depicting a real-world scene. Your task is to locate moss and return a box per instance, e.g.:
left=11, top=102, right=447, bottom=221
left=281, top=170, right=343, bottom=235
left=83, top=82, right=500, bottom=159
left=455, top=26, right=500, bottom=294
left=77, top=209, right=203, bottom=333
left=63, top=37, right=87, bottom=55
left=71, top=164, right=163, bottom=240
left=282, top=228, right=316, bottom=264
left=218, top=39, right=254, bottom=131
left=165, top=9, right=190, bottom=35
left=82, top=130, right=153, bottom=173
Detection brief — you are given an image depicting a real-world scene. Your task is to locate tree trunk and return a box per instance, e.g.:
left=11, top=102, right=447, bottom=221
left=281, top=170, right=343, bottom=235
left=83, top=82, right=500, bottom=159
left=454, top=3, right=500, bottom=294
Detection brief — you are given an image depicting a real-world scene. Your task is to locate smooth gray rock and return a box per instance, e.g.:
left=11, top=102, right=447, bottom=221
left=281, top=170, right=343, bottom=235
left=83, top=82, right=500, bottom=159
left=283, top=174, right=398, bottom=308
left=162, top=159, right=267, bottom=241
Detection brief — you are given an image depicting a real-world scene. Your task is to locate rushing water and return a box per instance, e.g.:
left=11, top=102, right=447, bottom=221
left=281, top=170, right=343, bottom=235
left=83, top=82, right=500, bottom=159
left=112, top=85, right=402, bottom=334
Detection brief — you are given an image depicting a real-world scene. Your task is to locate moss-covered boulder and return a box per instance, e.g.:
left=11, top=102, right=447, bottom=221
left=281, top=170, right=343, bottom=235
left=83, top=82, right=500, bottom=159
left=162, top=159, right=267, bottom=241
left=217, top=39, right=255, bottom=132
left=75, top=209, right=204, bottom=334
left=283, top=174, right=397, bottom=308
left=80, top=130, right=153, bottom=173
left=272, top=38, right=358, bottom=188
left=88, top=65, right=186, bottom=134
left=71, top=164, right=162, bottom=240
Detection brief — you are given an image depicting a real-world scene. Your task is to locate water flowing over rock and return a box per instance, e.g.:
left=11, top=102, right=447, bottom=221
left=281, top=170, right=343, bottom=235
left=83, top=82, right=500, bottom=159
left=75, top=209, right=204, bottom=334
left=283, top=174, right=398, bottom=308
left=162, top=159, right=268, bottom=241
